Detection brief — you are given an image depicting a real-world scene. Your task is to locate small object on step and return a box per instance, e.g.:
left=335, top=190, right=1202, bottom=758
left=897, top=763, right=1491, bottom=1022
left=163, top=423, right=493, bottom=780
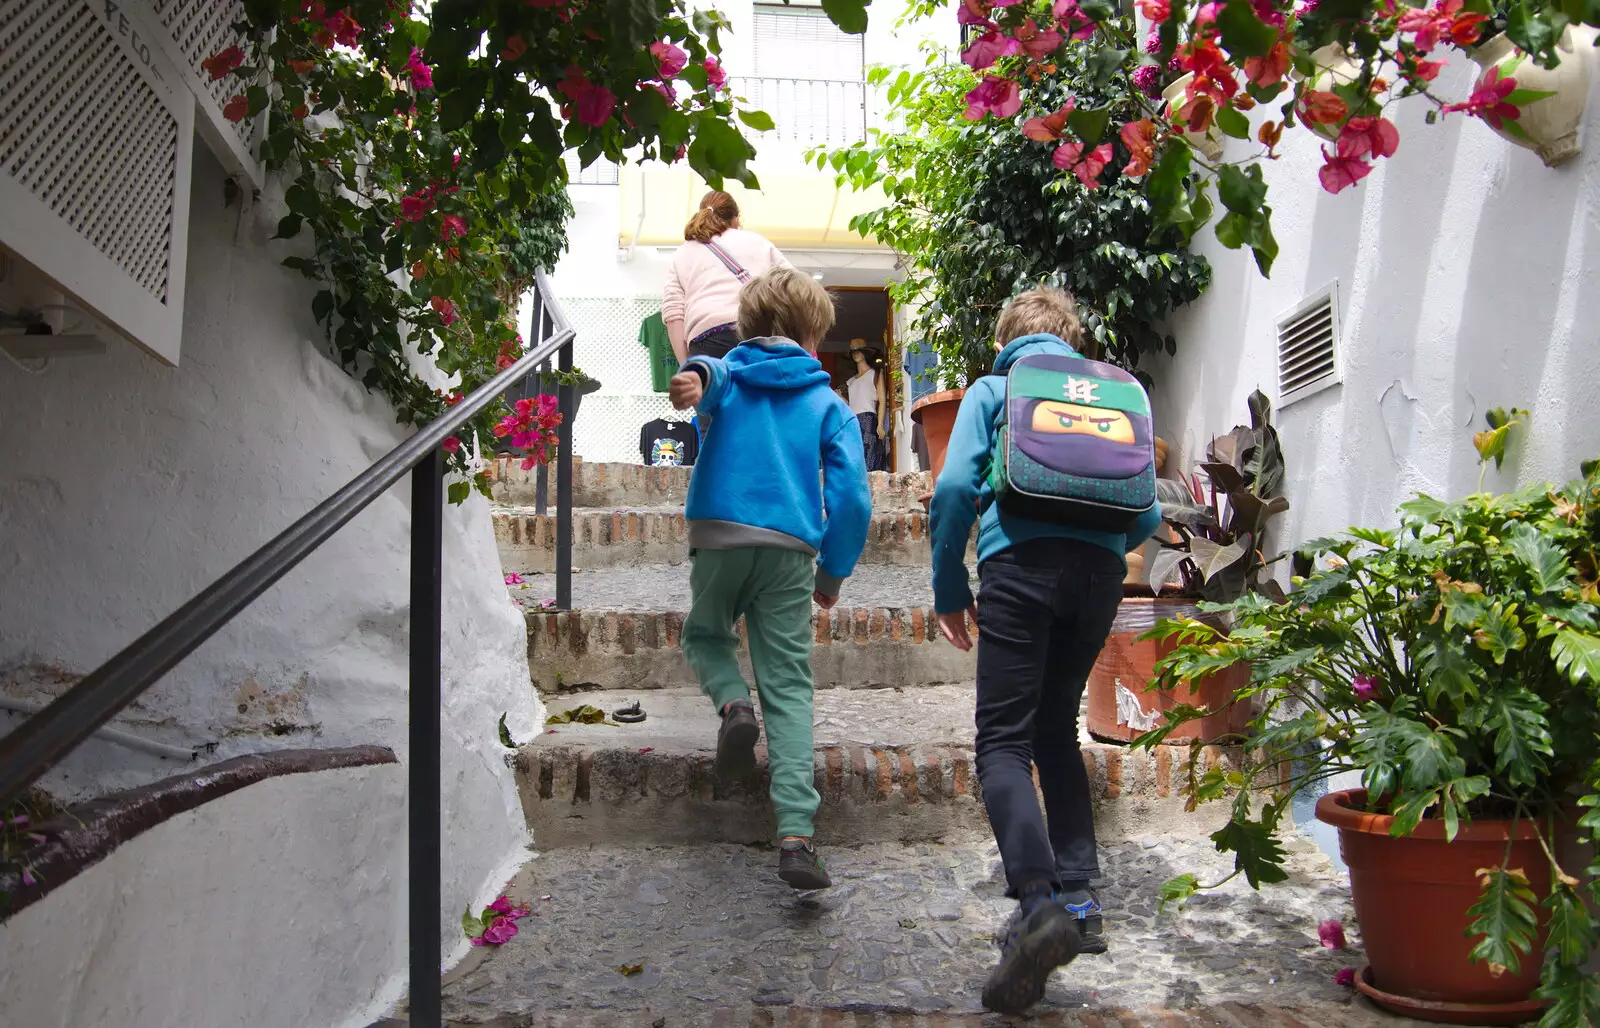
left=613, top=700, right=647, bottom=723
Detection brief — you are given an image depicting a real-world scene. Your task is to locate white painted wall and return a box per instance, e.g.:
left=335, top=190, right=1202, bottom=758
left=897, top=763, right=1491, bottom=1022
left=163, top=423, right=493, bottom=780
left=1150, top=47, right=1600, bottom=849
left=0, top=147, right=542, bottom=1025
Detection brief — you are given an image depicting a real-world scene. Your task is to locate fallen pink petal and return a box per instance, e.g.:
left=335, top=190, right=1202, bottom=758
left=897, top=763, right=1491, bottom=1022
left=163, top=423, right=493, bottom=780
left=1319, top=918, right=1347, bottom=950
left=1335, top=967, right=1357, bottom=987
left=505, top=572, right=526, bottom=585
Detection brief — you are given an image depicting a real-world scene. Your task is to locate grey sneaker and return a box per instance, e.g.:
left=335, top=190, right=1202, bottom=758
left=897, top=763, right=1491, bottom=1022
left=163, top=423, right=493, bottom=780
left=777, top=839, right=832, bottom=890
left=981, top=903, right=1082, bottom=1014
left=715, top=699, right=759, bottom=782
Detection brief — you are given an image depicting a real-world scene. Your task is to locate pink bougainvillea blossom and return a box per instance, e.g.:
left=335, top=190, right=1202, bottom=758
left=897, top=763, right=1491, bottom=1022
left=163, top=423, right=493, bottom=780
left=500, top=35, right=528, bottom=61
left=963, top=76, right=1022, bottom=120
left=1194, top=1, right=1224, bottom=27
left=442, top=436, right=461, bottom=454
left=1351, top=673, right=1381, bottom=700
left=1053, top=141, right=1113, bottom=188
left=557, top=66, right=617, bottom=127
left=441, top=214, right=469, bottom=240
left=1016, top=19, right=1066, bottom=59
left=958, top=0, right=995, bottom=27
left=405, top=48, right=433, bottom=89
left=1121, top=119, right=1158, bottom=176
left=1318, top=146, right=1373, bottom=193
left=649, top=40, right=688, bottom=80
left=401, top=191, right=433, bottom=222
left=1299, top=89, right=1350, bottom=126
left=222, top=95, right=249, bottom=123
left=1335, top=967, right=1357, bottom=987
left=505, top=571, right=526, bottom=585
left=1138, top=0, right=1171, bottom=21
left=321, top=8, right=362, bottom=48
left=1319, top=919, right=1348, bottom=950
left=1023, top=99, right=1074, bottom=140
left=21, top=868, right=35, bottom=887
left=1144, top=25, right=1164, bottom=53
left=962, top=28, right=1021, bottom=70
left=1337, top=117, right=1398, bottom=160
left=430, top=296, right=458, bottom=325
left=1243, top=41, right=1290, bottom=88
left=1132, top=64, right=1164, bottom=97
left=704, top=56, right=727, bottom=91
left=1443, top=64, right=1520, bottom=130
left=201, top=46, right=246, bottom=80
left=1402, top=53, right=1446, bottom=82
left=1251, top=0, right=1287, bottom=27
left=1397, top=0, right=1488, bottom=52
left=1052, top=0, right=1099, bottom=40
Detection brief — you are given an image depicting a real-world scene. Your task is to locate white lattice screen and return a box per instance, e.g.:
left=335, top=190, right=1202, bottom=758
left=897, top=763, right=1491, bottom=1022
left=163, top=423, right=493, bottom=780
left=563, top=295, right=686, bottom=464
left=0, top=0, right=193, bottom=364
left=145, top=0, right=267, bottom=188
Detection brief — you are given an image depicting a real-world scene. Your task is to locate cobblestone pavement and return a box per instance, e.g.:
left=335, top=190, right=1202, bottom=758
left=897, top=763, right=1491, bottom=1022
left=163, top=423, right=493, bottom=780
left=511, top=565, right=944, bottom=612
left=435, top=833, right=1423, bottom=1028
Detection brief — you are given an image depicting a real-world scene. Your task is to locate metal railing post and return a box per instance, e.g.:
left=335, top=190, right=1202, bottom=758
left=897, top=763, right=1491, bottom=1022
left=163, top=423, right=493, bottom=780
left=409, top=448, right=444, bottom=1028
left=556, top=337, right=574, bottom=610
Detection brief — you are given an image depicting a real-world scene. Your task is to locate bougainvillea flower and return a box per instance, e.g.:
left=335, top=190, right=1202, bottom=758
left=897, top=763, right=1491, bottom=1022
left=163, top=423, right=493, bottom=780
left=287, top=58, right=316, bottom=76
left=1120, top=119, right=1158, bottom=176
left=1351, top=673, right=1381, bottom=699
left=1052, top=0, right=1099, bottom=39
left=1132, top=64, right=1163, bottom=97
left=202, top=46, right=246, bottom=80
left=1143, top=25, right=1163, bottom=53
left=1053, top=141, right=1113, bottom=187
left=1258, top=118, right=1284, bottom=154
left=1138, top=0, right=1171, bottom=21
left=1335, top=968, right=1356, bottom=987
left=958, top=0, right=995, bottom=26
left=1180, top=93, right=1217, bottom=133
left=222, top=95, right=249, bottom=122
left=1243, top=41, right=1289, bottom=88
left=962, top=28, right=1020, bottom=70
left=1180, top=38, right=1232, bottom=82
left=442, top=436, right=461, bottom=454
left=1252, top=0, right=1287, bottom=28
left=500, top=35, right=528, bottom=61
left=704, top=56, right=727, bottom=91
left=411, top=260, right=428, bottom=279
left=1319, top=919, right=1347, bottom=949
left=1017, top=19, right=1065, bottom=59
left=1402, top=54, right=1446, bottom=82
left=1442, top=64, right=1520, bottom=129
left=21, top=868, right=35, bottom=887
left=537, top=394, right=560, bottom=418
left=1337, top=117, right=1399, bottom=160
left=1319, top=146, right=1372, bottom=192
left=1194, top=1, right=1224, bottom=27
left=963, top=76, right=1022, bottom=120
left=323, top=9, right=362, bottom=47
left=1398, top=0, right=1484, bottom=51
left=405, top=48, right=433, bottom=89
left=557, top=66, right=617, bottom=126
left=430, top=296, right=458, bottom=325
left=488, top=896, right=515, bottom=915
left=1299, top=89, right=1349, bottom=125
left=400, top=190, right=433, bottom=222
left=440, top=214, right=468, bottom=240
left=444, top=391, right=463, bottom=406
left=1023, top=99, right=1075, bottom=140
left=649, top=40, right=688, bottom=80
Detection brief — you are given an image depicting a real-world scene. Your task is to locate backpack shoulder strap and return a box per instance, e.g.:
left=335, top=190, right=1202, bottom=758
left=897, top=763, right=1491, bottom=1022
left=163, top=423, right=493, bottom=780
left=702, top=239, right=751, bottom=283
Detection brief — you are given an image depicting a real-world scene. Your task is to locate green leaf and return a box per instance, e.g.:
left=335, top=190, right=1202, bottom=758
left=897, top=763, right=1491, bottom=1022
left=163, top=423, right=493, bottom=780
left=1211, top=818, right=1290, bottom=888
left=819, top=0, right=870, bottom=34
left=284, top=183, right=320, bottom=218
left=275, top=213, right=303, bottom=239
left=1187, top=537, right=1249, bottom=582
left=1544, top=884, right=1598, bottom=965
left=312, top=289, right=334, bottom=324
left=1553, top=629, right=1600, bottom=683
left=1215, top=104, right=1251, bottom=140
left=1420, top=641, right=1483, bottom=707
left=1535, top=959, right=1600, bottom=1026
left=1507, top=523, right=1571, bottom=593
left=607, top=0, right=661, bottom=63
left=447, top=480, right=471, bottom=505
left=497, top=712, right=515, bottom=749
left=1066, top=105, right=1113, bottom=148
left=1087, top=48, right=1129, bottom=88
left=1472, top=601, right=1528, bottom=664
left=1503, top=87, right=1560, bottom=106
left=462, top=905, right=485, bottom=939
left=1216, top=0, right=1279, bottom=57
left=546, top=704, right=615, bottom=726
left=246, top=84, right=270, bottom=117
left=1467, top=867, right=1540, bottom=977
left=737, top=109, right=776, bottom=132
left=1158, top=873, right=1200, bottom=911
left=1390, top=789, right=1439, bottom=836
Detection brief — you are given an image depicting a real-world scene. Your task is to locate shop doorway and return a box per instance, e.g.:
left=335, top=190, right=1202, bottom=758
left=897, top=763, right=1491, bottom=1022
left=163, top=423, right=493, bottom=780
left=817, top=286, right=896, bottom=471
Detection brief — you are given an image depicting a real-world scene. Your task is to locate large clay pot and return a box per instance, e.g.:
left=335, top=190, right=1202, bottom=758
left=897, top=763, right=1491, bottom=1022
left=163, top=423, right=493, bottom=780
left=1162, top=73, right=1224, bottom=162
left=1471, top=27, right=1594, bottom=167
left=910, top=388, right=966, bottom=482
left=1315, top=789, right=1550, bottom=1024
left=1085, top=594, right=1254, bottom=743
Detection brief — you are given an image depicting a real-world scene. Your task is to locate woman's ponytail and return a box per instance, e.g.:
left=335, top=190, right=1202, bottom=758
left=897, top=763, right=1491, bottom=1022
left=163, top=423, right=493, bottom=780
left=684, top=190, right=739, bottom=242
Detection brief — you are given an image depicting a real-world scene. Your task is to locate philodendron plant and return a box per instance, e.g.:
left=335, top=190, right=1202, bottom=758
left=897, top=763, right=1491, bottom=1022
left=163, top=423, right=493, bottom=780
left=1150, top=389, right=1289, bottom=602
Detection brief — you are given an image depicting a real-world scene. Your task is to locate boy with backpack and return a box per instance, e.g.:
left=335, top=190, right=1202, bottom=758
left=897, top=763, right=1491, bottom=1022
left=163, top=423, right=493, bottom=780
left=668, top=267, right=872, bottom=890
left=927, top=288, right=1163, bottom=1014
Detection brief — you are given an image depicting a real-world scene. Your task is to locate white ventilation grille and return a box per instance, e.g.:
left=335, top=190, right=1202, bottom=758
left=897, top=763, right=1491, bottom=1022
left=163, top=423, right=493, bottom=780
left=1276, top=282, right=1342, bottom=406
left=146, top=0, right=267, bottom=188
left=1, top=0, right=193, bottom=364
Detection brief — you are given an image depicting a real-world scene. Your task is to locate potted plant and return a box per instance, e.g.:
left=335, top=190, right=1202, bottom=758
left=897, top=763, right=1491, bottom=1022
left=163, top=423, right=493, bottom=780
left=1085, top=389, right=1288, bottom=743
left=1468, top=26, right=1594, bottom=167
left=1136, top=424, right=1600, bottom=1024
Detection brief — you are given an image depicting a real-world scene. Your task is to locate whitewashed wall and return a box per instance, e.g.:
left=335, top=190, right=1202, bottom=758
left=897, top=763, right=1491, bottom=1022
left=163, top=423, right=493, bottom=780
left=0, top=148, right=541, bottom=1027
left=1150, top=47, right=1600, bottom=851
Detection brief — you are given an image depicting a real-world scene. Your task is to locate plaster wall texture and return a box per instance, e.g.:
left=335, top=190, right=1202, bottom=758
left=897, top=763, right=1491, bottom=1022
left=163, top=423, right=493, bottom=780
left=1150, top=48, right=1600, bottom=851
left=0, top=149, right=540, bottom=1022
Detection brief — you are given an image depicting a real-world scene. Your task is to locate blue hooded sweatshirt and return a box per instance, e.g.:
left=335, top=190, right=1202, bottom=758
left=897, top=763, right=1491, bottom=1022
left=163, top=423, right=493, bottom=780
left=928, top=333, right=1164, bottom=614
left=682, top=338, right=872, bottom=597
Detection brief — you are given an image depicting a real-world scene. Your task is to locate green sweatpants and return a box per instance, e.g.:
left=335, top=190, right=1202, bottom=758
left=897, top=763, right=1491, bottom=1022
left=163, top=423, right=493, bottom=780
left=681, top=546, right=820, bottom=840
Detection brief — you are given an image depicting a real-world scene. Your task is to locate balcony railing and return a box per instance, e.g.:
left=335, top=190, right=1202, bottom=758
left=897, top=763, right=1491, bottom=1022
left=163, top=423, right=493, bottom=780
left=731, top=76, right=868, bottom=149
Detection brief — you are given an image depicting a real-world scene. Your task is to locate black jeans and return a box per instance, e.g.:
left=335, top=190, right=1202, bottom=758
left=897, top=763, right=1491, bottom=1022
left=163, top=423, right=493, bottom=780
left=974, top=537, right=1125, bottom=896
left=687, top=325, right=739, bottom=359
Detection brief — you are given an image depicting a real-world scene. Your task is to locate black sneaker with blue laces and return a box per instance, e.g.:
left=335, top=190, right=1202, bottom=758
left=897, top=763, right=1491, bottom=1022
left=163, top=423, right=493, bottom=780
left=1059, top=888, right=1106, bottom=954
left=981, top=897, right=1082, bottom=1014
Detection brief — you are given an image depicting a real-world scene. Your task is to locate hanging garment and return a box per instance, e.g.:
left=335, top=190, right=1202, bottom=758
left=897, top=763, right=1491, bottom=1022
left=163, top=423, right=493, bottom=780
left=640, top=418, right=699, bottom=467
left=857, top=411, right=887, bottom=472
left=638, top=312, right=677, bottom=393
left=903, top=341, right=939, bottom=403
left=846, top=368, right=879, bottom=416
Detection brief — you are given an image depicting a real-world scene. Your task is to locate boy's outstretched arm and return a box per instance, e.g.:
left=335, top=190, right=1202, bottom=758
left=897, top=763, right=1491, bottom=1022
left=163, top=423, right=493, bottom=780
left=816, top=415, right=871, bottom=600
left=929, top=383, right=994, bottom=618
left=675, top=356, right=731, bottom=414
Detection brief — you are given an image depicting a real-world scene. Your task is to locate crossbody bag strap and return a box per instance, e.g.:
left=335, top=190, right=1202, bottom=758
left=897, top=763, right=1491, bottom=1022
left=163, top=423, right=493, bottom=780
left=702, top=239, right=751, bottom=283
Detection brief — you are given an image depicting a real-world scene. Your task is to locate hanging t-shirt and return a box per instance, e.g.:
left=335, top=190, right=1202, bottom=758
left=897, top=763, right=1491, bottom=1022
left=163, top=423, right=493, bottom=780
left=640, top=418, right=698, bottom=467
left=903, top=341, right=939, bottom=402
left=638, top=312, right=678, bottom=393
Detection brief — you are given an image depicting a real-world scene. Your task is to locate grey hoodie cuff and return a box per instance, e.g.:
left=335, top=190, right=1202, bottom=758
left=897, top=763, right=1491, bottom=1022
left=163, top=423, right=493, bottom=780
left=815, top=569, right=845, bottom=598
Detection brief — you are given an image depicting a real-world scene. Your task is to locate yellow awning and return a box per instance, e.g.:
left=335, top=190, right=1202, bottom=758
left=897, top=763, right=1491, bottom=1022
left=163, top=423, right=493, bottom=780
left=618, top=164, right=890, bottom=249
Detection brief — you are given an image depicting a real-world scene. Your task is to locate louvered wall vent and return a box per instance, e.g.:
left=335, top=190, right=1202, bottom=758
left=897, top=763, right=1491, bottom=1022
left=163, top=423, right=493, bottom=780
left=147, top=0, right=267, bottom=189
left=0, top=0, right=194, bottom=365
left=1276, top=282, right=1342, bottom=406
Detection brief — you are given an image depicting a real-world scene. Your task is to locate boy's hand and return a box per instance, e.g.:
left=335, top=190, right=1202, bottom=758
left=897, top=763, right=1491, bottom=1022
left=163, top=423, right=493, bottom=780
left=937, top=605, right=979, bottom=651
left=813, top=589, right=839, bottom=610
left=918, top=490, right=932, bottom=512
left=669, top=371, right=703, bottom=410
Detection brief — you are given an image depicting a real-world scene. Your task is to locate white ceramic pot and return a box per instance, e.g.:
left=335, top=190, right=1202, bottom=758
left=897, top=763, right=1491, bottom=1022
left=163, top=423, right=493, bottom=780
left=1470, top=27, right=1594, bottom=166
left=1163, top=73, right=1225, bottom=161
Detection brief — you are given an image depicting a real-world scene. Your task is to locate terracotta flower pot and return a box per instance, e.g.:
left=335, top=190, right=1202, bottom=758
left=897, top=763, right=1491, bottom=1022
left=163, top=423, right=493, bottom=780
left=1085, top=595, right=1254, bottom=744
left=910, top=388, right=966, bottom=482
left=1162, top=73, right=1224, bottom=162
left=1471, top=27, right=1594, bottom=167
left=1315, top=788, right=1550, bottom=1024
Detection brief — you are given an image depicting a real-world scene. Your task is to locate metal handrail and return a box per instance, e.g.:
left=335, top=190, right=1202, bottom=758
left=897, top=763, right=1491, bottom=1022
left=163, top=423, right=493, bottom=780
left=0, top=273, right=577, bottom=1028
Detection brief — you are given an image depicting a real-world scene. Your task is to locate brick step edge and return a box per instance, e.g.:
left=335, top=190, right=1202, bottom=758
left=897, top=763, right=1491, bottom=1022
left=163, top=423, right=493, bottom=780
left=529, top=605, right=953, bottom=656
left=448, top=1002, right=1357, bottom=1027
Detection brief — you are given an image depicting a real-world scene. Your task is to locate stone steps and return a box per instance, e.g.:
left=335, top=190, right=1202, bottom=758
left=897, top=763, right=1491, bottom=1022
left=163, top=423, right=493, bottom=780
left=518, top=686, right=1242, bottom=848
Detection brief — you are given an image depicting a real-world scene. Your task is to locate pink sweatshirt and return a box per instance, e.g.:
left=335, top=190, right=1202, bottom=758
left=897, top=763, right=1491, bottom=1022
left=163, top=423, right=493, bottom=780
left=661, top=229, right=793, bottom=342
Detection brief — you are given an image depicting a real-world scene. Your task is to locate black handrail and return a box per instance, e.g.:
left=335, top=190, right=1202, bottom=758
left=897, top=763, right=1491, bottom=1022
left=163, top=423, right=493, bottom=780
left=0, top=274, right=577, bottom=1028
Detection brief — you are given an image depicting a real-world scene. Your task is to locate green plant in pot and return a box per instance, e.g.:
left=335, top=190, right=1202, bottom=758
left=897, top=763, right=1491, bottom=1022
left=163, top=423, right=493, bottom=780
left=1085, top=390, right=1288, bottom=744
left=1136, top=420, right=1600, bottom=1024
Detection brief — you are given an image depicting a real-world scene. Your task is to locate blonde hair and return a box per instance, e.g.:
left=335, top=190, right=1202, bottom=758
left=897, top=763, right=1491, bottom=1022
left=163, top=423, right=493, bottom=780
left=684, top=190, right=739, bottom=243
left=737, top=267, right=835, bottom=346
left=995, top=287, right=1084, bottom=349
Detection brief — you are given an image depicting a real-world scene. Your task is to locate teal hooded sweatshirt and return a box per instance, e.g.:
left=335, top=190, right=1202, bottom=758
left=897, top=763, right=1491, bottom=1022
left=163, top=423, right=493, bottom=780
left=928, top=333, right=1164, bottom=614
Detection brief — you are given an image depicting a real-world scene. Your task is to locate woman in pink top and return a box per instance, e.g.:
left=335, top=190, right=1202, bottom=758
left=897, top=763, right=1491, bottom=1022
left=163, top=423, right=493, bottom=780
left=662, top=191, right=793, bottom=361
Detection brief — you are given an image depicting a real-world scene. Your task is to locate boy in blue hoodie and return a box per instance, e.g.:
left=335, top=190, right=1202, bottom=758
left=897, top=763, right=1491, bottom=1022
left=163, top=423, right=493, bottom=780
left=928, top=289, right=1162, bottom=1014
left=668, top=267, right=872, bottom=890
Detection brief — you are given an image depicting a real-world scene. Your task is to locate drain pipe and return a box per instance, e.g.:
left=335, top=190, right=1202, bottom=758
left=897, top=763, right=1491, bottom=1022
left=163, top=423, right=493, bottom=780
left=622, top=167, right=648, bottom=261
left=0, top=698, right=203, bottom=762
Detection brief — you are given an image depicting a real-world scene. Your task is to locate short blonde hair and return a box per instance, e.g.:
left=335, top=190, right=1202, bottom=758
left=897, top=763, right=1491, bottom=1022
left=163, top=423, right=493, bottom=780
left=995, top=288, right=1083, bottom=349
left=737, top=267, right=835, bottom=346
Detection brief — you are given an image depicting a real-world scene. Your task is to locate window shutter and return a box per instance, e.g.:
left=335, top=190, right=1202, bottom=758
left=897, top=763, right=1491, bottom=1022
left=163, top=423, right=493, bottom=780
left=752, top=5, right=865, bottom=81
left=145, top=0, right=268, bottom=189
left=0, top=0, right=194, bottom=364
